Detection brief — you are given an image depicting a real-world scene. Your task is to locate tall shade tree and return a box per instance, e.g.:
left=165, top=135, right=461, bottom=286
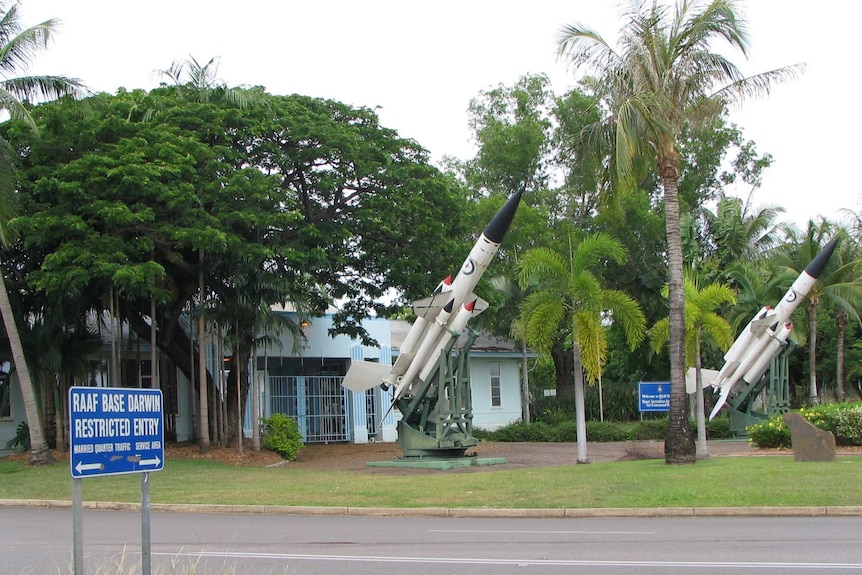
left=648, top=275, right=735, bottom=457
left=558, top=0, right=801, bottom=463
left=459, top=73, right=553, bottom=198
left=4, top=86, right=467, bottom=453
left=516, top=233, right=645, bottom=463
left=0, top=1, right=83, bottom=465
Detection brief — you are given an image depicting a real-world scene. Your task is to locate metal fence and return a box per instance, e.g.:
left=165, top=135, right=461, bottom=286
left=268, top=375, right=349, bottom=443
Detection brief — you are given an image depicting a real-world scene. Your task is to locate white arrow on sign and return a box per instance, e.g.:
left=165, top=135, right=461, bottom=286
left=75, top=461, right=103, bottom=474
left=139, top=457, right=161, bottom=467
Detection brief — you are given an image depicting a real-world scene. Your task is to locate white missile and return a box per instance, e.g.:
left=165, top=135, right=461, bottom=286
left=742, top=321, right=792, bottom=384
left=390, top=299, right=454, bottom=399
left=342, top=187, right=524, bottom=396
left=708, top=237, right=839, bottom=419
left=417, top=298, right=488, bottom=384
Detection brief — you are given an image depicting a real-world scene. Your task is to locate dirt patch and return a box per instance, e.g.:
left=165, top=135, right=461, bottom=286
left=183, top=439, right=761, bottom=472
left=8, top=440, right=860, bottom=472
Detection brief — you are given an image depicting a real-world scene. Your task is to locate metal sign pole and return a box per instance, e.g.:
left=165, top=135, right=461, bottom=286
left=141, top=472, right=151, bottom=575
left=72, top=478, right=84, bottom=575
left=69, top=387, right=165, bottom=575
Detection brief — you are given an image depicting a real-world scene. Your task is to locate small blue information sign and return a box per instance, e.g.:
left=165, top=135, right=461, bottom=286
left=69, top=387, right=164, bottom=478
left=638, top=381, right=671, bottom=412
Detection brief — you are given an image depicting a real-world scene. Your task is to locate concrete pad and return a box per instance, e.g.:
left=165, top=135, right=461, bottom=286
left=365, top=457, right=507, bottom=470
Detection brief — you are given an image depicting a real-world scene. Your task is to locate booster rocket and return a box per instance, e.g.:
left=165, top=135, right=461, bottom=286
left=342, top=187, right=524, bottom=398
left=708, top=237, right=839, bottom=420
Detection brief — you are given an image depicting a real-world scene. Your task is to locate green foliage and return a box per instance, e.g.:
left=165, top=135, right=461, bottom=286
left=489, top=415, right=734, bottom=444
left=836, top=406, right=862, bottom=446
left=260, top=414, right=304, bottom=460
left=552, top=420, right=577, bottom=442
left=747, top=403, right=862, bottom=448
left=4, top=422, right=29, bottom=452
left=747, top=417, right=790, bottom=449
left=584, top=379, right=640, bottom=421
left=585, top=421, right=633, bottom=442
left=489, top=421, right=555, bottom=442
left=706, top=416, right=733, bottom=439
left=533, top=399, right=573, bottom=426
left=633, top=419, right=667, bottom=440
left=798, top=403, right=842, bottom=437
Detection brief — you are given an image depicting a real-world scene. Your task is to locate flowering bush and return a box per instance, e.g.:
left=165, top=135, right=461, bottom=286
left=747, top=415, right=790, bottom=448
left=748, top=402, right=862, bottom=448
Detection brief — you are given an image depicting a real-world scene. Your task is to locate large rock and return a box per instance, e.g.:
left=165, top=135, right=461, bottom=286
left=783, top=412, right=837, bottom=462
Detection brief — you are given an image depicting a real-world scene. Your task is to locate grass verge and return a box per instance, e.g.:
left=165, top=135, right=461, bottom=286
left=2, top=455, right=861, bottom=509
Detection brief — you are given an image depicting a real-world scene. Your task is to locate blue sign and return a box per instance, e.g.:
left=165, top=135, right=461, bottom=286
left=69, top=387, right=164, bottom=478
left=638, top=381, right=671, bottom=412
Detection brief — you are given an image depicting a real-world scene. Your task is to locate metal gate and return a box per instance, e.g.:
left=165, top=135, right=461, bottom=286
left=268, top=375, right=349, bottom=443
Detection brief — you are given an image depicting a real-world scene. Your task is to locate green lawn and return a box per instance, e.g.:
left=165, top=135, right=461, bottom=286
left=2, top=455, right=861, bottom=509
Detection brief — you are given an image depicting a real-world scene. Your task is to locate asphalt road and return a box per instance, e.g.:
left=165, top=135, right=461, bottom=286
left=6, top=508, right=862, bottom=574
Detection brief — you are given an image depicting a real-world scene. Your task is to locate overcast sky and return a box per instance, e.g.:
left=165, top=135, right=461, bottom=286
left=18, top=0, right=861, bottom=229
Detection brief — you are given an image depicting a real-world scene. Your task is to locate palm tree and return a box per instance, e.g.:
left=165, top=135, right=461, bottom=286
left=829, top=227, right=862, bottom=402
left=488, top=274, right=533, bottom=424
left=516, top=233, right=645, bottom=463
left=776, top=223, right=862, bottom=404
left=558, top=0, right=801, bottom=463
left=703, top=196, right=787, bottom=276
left=0, top=2, right=83, bottom=465
left=648, top=275, right=735, bottom=458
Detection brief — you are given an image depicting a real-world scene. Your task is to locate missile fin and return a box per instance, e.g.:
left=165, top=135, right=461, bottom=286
left=469, top=296, right=490, bottom=315
left=342, top=361, right=393, bottom=393
left=709, top=385, right=732, bottom=420
left=412, top=296, right=447, bottom=320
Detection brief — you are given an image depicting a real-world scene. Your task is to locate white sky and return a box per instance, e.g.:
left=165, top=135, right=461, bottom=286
left=18, top=0, right=862, bottom=229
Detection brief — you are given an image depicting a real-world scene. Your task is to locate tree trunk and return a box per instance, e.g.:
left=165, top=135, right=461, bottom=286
left=807, top=304, right=819, bottom=405
left=659, top=170, right=695, bottom=464
left=225, top=351, right=252, bottom=448
left=573, top=343, right=589, bottom=464
left=551, top=343, right=574, bottom=404
left=836, top=310, right=847, bottom=402
left=197, top=262, right=211, bottom=452
left=0, top=277, right=53, bottom=465
left=521, top=340, right=531, bottom=424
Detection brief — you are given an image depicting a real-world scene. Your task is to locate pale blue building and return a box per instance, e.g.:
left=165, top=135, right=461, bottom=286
left=1, top=312, right=525, bottom=450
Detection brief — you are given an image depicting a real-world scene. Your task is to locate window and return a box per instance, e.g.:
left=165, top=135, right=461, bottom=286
left=0, top=361, right=10, bottom=418
left=490, top=362, right=501, bottom=408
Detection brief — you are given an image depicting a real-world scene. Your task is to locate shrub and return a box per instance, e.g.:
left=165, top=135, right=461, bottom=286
left=491, top=421, right=555, bottom=442
left=835, top=406, right=862, bottom=446
left=633, top=418, right=667, bottom=440
left=586, top=420, right=633, bottom=442
left=552, top=421, right=577, bottom=442
left=534, top=402, right=573, bottom=427
left=706, top=416, right=733, bottom=439
left=798, top=403, right=841, bottom=436
left=748, top=402, right=862, bottom=448
left=747, top=415, right=790, bottom=448
left=261, top=414, right=304, bottom=460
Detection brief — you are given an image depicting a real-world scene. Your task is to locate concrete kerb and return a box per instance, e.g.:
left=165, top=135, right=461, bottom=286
left=1, top=499, right=860, bottom=518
